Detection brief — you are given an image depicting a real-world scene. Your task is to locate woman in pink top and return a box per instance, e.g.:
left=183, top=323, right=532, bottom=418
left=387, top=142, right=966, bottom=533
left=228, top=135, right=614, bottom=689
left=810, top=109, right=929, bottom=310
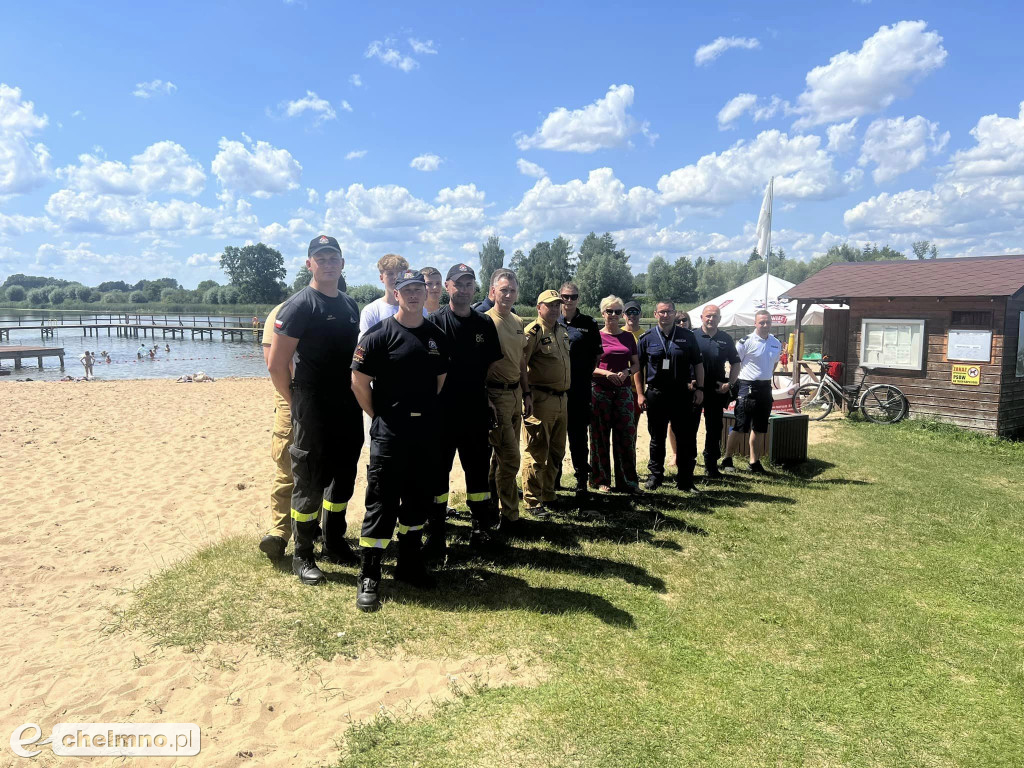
left=590, top=295, right=640, bottom=493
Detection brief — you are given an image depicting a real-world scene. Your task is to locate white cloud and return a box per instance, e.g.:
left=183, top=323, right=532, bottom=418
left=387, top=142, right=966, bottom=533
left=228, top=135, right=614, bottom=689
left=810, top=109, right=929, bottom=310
left=57, top=141, right=206, bottom=196
left=793, top=21, right=947, bottom=129
left=187, top=252, right=219, bottom=266
left=346, top=149, right=368, bottom=160
left=826, top=119, right=859, bottom=153
left=307, top=188, right=318, bottom=204
left=658, top=130, right=846, bottom=206
left=948, top=101, right=1024, bottom=177
left=717, top=94, right=757, bottom=129
left=0, top=212, right=51, bottom=237
left=132, top=80, right=177, bottom=99
left=844, top=103, right=1024, bottom=246
left=858, top=115, right=949, bottom=183
left=515, top=84, right=645, bottom=153
left=365, top=39, right=419, bottom=72
left=0, top=83, right=52, bottom=195
left=436, top=184, right=485, bottom=206
left=340, top=99, right=353, bottom=113
left=694, top=36, right=760, bottom=66
left=516, top=158, right=547, bottom=178
left=349, top=74, right=363, bottom=87
left=211, top=136, right=301, bottom=198
left=500, top=168, right=659, bottom=240
left=410, top=153, right=442, bottom=171
left=408, top=38, right=437, bottom=55
left=281, top=90, right=336, bottom=124
left=720, top=94, right=782, bottom=130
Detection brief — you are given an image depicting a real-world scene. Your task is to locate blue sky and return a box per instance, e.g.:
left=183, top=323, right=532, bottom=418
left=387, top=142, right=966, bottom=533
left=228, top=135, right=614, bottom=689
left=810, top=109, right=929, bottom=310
left=1, top=0, right=1022, bottom=288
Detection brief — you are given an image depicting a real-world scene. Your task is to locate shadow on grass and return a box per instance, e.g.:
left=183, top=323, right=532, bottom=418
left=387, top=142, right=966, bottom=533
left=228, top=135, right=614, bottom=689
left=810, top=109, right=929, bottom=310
left=463, top=543, right=668, bottom=592
left=389, top=568, right=637, bottom=628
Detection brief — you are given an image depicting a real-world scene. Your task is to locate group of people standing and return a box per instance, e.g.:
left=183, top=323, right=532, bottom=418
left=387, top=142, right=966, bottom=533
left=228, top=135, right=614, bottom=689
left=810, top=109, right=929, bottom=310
left=260, top=235, right=782, bottom=613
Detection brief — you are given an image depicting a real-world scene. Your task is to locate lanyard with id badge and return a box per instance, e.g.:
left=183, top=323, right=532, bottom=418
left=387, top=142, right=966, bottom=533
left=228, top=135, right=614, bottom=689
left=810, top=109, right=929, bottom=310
left=656, top=327, right=674, bottom=373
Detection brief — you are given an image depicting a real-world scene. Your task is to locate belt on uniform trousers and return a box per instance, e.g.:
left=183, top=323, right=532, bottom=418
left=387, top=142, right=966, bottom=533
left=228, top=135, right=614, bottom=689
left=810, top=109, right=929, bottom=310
left=486, top=381, right=520, bottom=390
left=532, top=385, right=567, bottom=396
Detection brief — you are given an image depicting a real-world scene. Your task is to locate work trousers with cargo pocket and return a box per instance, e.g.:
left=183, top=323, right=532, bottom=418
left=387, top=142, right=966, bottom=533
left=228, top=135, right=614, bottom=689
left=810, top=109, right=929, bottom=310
left=268, top=405, right=294, bottom=540
left=487, top=387, right=523, bottom=520
left=521, top=388, right=568, bottom=508
left=433, top=409, right=495, bottom=529
left=361, top=427, right=432, bottom=549
left=289, top=385, right=364, bottom=559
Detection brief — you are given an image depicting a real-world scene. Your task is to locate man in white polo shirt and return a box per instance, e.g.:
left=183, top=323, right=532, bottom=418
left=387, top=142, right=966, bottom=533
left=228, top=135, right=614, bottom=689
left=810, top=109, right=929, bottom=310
left=721, top=309, right=783, bottom=475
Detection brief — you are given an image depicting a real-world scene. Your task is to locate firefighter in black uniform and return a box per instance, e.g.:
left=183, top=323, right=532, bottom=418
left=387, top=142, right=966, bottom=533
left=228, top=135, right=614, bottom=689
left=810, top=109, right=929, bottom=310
left=351, top=270, right=450, bottom=612
left=634, top=300, right=705, bottom=491
left=427, top=264, right=503, bottom=560
left=268, top=235, right=363, bottom=586
left=556, top=281, right=602, bottom=500
left=692, top=304, right=741, bottom=479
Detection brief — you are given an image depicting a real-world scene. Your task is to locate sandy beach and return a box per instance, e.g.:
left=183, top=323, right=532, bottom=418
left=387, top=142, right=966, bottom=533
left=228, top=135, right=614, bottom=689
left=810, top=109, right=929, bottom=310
left=1, top=377, right=833, bottom=767
left=0, top=379, right=539, bottom=768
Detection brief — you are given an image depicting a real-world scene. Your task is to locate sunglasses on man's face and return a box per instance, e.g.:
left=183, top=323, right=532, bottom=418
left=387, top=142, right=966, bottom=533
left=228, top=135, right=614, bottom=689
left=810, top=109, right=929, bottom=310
left=625, top=309, right=640, bottom=316
left=561, top=293, right=579, bottom=301
left=605, top=308, right=623, bottom=316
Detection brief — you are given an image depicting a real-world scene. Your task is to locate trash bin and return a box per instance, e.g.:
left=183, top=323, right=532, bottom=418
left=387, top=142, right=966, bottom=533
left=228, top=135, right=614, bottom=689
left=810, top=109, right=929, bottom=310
left=721, top=411, right=809, bottom=465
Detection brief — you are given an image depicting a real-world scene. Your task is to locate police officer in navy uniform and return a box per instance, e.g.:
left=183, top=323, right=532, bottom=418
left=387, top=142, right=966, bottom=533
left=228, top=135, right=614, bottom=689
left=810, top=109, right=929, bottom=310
left=634, top=300, right=705, bottom=491
left=556, top=281, right=602, bottom=500
left=351, top=270, right=450, bottom=612
left=721, top=309, right=783, bottom=475
left=268, top=235, right=363, bottom=585
left=693, top=304, right=741, bottom=479
left=427, top=264, right=503, bottom=558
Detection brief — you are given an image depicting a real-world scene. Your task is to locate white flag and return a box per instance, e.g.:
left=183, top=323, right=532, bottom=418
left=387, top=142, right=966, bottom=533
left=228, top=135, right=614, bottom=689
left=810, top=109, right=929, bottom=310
left=755, top=180, right=772, bottom=258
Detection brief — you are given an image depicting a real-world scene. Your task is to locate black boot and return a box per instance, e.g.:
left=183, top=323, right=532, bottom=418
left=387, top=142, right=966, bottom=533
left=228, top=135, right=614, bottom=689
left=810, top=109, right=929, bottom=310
left=292, top=554, right=326, bottom=585
left=676, top=462, right=699, bottom=493
left=394, top=531, right=436, bottom=589
left=422, top=507, right=448, bottom=565
left=356, top=548, right=383, bottom=612
left=468, top=500, right=497, bottom=549
left=259, top=534, right=287, bottom=560
left=321, top=508, right=359, bottom=566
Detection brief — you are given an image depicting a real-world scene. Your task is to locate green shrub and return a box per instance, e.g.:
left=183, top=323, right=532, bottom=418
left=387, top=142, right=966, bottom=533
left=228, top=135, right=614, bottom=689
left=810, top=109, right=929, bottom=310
left=204, top=287, right=220, bottom=305
left=27, top=288, right=48, bottom=305
left=5, top=284, right=26, bottom=301
left=129, top=291, right=148, bottom=304
left=48, top=287, right=68, bottom=305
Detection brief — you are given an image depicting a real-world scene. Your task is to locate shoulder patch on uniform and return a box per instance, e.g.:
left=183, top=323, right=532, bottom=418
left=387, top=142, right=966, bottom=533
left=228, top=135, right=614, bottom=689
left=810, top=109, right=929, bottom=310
left=527, top=324, right=540, bottom=336
left=739, top=335, right=749, bottom=344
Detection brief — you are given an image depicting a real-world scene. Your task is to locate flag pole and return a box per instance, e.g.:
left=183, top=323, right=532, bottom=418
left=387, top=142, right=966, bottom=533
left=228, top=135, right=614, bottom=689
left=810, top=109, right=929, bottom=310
left=765, top=176, right=773, bottom=308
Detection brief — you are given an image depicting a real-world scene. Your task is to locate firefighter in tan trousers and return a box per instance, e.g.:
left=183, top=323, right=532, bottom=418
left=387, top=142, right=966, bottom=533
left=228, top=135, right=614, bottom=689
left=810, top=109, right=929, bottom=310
left=485, top=269, right=533, bottom=526
left=259, top=302, right=294, bottom=560
left=521, top=290, right=571, bottom=518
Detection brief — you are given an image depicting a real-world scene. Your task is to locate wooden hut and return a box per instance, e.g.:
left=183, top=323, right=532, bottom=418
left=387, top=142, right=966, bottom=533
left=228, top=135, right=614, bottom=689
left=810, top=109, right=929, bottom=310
left=783, top=256, right=1024, bottom=437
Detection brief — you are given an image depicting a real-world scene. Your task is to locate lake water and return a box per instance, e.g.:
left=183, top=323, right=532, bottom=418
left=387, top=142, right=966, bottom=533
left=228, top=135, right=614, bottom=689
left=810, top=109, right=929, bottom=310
left=0, top=312, right=269, bottom=382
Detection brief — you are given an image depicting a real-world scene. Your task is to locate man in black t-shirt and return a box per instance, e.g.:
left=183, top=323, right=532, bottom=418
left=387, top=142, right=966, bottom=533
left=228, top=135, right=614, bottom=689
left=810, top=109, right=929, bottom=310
left=351, top=270, right=450, bottom=612
left=268, top=235, right=363, bottom=586
left=691, top=304, right=741, bottom=479
left=427, top=264, right=503, bottom=559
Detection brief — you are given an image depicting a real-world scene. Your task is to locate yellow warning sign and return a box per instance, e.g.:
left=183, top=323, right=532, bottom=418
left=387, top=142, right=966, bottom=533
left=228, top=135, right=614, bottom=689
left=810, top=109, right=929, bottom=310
left=951, top=364, right=981, bottom=385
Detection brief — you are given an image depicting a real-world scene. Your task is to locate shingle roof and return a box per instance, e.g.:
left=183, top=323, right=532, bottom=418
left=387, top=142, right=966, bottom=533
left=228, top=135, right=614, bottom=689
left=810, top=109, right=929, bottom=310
left=783, top=256, right=1024, bottom=301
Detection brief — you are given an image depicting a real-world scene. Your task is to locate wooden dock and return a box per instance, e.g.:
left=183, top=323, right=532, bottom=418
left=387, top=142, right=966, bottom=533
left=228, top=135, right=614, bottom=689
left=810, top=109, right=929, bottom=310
left=0, top=313, right=264, bottom=342
left=0, top=345, right=65, bottom=370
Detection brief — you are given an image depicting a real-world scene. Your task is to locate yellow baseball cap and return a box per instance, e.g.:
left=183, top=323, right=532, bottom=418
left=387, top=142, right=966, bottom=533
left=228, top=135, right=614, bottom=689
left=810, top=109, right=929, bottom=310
left=537, top=289, right=562, bottom=305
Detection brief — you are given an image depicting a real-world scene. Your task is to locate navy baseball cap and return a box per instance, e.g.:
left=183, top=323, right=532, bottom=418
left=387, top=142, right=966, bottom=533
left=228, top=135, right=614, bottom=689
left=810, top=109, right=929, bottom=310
left=308, top=234, right=342, bottom=258
left=395, top=269, right=426, bottom=289
left=623, top=301, right=641, bottom=314
left=446, top=263, right=476, bottom=281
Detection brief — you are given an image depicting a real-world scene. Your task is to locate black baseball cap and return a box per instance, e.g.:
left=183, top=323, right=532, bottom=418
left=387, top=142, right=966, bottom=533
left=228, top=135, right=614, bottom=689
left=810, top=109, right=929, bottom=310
left=308, top=234, right=342, bottom=258
left=395, top=269, right=426, bottom=289
left=624, top=301, right=641, bottom=314
left=446, top=263, right=476, bottom=281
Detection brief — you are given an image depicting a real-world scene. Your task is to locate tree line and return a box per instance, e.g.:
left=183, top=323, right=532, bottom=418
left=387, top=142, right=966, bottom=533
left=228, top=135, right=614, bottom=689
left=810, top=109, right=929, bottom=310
left=1, top=236, right=932, bottom=313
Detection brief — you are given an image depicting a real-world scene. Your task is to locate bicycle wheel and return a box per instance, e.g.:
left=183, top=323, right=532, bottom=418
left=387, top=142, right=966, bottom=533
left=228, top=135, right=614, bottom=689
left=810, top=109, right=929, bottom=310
left=792, top=383, right=835, bottom=420
left=860, top=384, right=908, bottom=424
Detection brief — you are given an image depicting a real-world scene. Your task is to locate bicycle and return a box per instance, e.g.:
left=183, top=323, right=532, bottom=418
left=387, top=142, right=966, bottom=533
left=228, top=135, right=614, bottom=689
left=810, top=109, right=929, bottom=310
left=791, top=358, right=909, bottom=423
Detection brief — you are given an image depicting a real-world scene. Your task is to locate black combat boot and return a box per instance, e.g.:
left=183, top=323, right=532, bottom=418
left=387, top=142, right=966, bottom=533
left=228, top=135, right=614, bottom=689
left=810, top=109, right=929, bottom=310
left=321, top=508, right=359, bottom=566
left=675, top=461, right=700, bottom=493
left=394, top=531, right=436, bottom=589
left=356, top=548, right=383, bottom=612
left=422, top=507, right=448, bottom=565
left=259, top=534, right=287, bottom=560
left=292, top=554, right=326, bottom=585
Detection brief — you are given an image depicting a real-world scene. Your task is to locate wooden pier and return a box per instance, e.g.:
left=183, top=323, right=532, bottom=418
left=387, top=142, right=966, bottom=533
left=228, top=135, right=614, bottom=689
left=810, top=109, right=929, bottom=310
left=0, top=312, right=264, bottom=342
left=0, top=345, right=65, bottom=371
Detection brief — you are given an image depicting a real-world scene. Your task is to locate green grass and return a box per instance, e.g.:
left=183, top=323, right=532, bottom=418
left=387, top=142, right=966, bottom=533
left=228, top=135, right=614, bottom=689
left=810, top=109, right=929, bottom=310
left=113, top=420, right=1024, bottom=767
